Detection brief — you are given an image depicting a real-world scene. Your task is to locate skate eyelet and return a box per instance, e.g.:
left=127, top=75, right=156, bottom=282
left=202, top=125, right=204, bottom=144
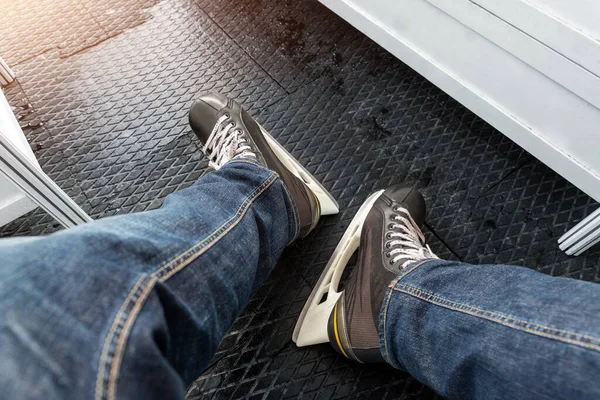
left=385, top=252, right=391, bottom=257
left=388, top=224, right=396, bottom=230
left=389, top=259, right=396, bottom=265
left=224, top=113, right=230, bottom=118
left=231, top=122, right=236, bottom=127
left=386, top=233, right=392, bottom=239
left=385, top=242, right=391, bottom=249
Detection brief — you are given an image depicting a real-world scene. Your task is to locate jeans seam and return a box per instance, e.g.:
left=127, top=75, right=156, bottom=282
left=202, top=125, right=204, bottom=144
left=107, top=277, right=158, bottom=400
left=94, top=275, right=157, bottom=400
left=96, top=172, right=277, bottom=400
left=394, top=283, right=600, bottom=352
left=381, top=275, right=401, bottom=365
left=382, top=259, right=435, bottom=365
left=94, top=274, right=147, bottom=400
left=381, top=259, right=433, bottom=366
left=152, top=173, right=277, bottom=280
left=230, top=159, right=299, bottom=242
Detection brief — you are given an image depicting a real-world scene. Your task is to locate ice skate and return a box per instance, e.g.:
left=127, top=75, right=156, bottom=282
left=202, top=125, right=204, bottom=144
left=293, top=185, right=438, bottom=362
left=189, top=93, right=338, bottom=237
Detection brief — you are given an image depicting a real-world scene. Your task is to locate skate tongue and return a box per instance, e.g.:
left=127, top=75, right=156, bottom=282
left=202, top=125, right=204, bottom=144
left=204, top=116, right=258, bottom=169
left=387, top=207, right=438, bottom=268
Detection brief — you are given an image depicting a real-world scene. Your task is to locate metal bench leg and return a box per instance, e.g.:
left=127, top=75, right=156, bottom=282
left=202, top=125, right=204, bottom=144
left=558, top=208, right=600, bottom=256
left=0, top=133, right=92, bottom=228
left=0, top=57, right=15, bottom=86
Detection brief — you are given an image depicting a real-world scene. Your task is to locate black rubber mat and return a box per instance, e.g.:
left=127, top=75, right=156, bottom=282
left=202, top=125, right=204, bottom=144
left=2, top=0, right=600, bottom=398
left=193, top=0, right=372, bottom=93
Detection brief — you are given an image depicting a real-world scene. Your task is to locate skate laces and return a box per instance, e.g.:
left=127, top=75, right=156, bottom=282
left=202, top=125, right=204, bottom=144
left=203, top=114, right=257, bottom=169
left=386, top=206, right=438, bottom=268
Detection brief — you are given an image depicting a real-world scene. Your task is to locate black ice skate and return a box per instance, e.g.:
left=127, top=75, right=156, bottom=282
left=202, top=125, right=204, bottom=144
left=293, top=186, right=438, bottom=362
left=189, top=93, right=339, bottom=237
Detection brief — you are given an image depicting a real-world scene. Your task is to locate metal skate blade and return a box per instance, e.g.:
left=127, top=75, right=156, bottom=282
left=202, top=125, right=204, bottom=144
left=260, top=125, right=339, bottom=215
left=293, top=190, right=385, bottom=347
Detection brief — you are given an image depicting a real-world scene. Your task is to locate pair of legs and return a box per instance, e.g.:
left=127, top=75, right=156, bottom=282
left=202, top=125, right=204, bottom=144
left=1, top=95, right=600, bottom=399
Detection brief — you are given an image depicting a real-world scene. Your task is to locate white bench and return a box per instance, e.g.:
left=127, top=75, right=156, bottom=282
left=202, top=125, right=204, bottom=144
left=321, top=0, right=600, bottom=255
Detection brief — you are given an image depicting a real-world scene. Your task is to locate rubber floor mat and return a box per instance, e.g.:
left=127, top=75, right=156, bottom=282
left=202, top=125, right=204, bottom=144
left=1, top=0, right=599, bottom=398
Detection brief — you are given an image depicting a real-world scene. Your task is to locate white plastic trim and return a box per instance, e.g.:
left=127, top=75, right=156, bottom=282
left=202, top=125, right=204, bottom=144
left=0, top=57, right=15, bottom=86
left=293, top=190, right=384, bottom=347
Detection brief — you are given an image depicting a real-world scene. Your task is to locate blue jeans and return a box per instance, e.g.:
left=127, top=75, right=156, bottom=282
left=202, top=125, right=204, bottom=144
left=0, top=160, right=599, bottom=399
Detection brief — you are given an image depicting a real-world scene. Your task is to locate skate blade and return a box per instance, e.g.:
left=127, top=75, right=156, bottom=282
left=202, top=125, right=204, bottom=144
left=292, top=189, right=385, bottom=347
left=260, top=125, right=339, bottom=215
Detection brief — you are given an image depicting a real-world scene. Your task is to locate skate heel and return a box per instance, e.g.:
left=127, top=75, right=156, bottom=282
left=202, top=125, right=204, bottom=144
left=260, top=125, right=339, bottom=216
left=292, top=190, right=385, bottom=347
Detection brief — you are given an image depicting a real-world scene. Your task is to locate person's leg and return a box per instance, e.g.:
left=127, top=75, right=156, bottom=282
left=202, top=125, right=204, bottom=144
left=0, top=159, right=295, bottom=400
left=382, top=259, right=600, bottom=399
left=295, top=185, right=600, bottom=399
left=0, top=92, right=338, bottom=400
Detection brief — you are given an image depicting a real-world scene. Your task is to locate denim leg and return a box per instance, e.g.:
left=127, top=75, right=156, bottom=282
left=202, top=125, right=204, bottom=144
left=380, top=259, right=600, bottom=400
left=0, top=158, right=298, bottom=400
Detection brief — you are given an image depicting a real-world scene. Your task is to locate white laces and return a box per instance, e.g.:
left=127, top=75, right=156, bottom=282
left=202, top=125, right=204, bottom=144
left=203, top=114, right=257, bottom=169
left=387, top=206, right=438, bottom=268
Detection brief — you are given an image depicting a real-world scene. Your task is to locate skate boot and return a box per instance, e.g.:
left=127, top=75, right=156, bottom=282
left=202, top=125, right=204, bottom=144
left=293, top=186, right=438, bottom=361
left=189, top=93, right=339, bottom=237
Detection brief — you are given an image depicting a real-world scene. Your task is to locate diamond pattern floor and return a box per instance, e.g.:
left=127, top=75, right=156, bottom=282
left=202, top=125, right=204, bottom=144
left=1, top=0, right=599, bottom=398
